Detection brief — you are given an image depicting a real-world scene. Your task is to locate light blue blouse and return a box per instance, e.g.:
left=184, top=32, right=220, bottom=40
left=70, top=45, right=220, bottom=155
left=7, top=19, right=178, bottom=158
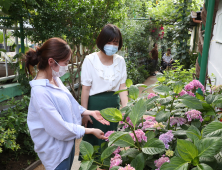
left=27, top=77, right=86, bottom=170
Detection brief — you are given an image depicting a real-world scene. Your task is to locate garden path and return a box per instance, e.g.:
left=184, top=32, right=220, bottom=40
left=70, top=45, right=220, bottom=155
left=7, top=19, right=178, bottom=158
left=33, top=75, right=157, bottom=170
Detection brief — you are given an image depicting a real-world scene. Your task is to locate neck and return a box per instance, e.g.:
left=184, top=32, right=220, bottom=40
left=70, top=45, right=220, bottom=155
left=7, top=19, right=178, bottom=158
left=97, top=51, right=114, bottom=65
left=37, top=68, right=53, bottom=82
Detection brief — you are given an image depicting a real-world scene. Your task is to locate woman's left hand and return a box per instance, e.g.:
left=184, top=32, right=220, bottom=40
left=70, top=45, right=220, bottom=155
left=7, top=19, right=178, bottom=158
left=91, top=111, right=110, bottom=125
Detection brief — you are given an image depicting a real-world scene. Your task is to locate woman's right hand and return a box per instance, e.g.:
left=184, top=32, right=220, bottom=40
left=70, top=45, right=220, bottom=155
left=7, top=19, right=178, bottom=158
left=85, top=128, right=108, bottom=140
left=82, top=115, right=93, bottom=127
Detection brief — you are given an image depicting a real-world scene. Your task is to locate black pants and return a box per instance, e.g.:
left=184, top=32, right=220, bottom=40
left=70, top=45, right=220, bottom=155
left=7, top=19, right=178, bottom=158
left=163, top=62, right=172, bottom=69
left=152, top=59, right=158, bottom=73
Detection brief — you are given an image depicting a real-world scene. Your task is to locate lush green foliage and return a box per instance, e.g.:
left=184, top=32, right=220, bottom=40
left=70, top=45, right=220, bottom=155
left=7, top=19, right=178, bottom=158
left=126, top=60, right=150, bottom=84
left=0, top=95, right=36, bottom=157
left=80, top=64, right=222, bottom=169
left=156, top=61, right=196, bottom=88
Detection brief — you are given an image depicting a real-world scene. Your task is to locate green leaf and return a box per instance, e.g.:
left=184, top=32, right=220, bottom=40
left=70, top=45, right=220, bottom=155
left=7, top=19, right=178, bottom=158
left=79, top=160, right=93, bottom=170
left=113, top=134, right=135, bottom=147
left=110, top=166, right=121, bottom=170
left=186, top=125, right=201, bottom=143
left=160, top=157, right=189, bottom=170
left=108, top=132, right=128, bottom=147
left=202, top=121, right=222, bottom=137
left=136, top=84, right=148, bottom=88
left=212, top=95, right=222, bottom=105
left=191, top=120, right=202, bottom=129
left=158, top=96, right=173, bottom=105
left=155, top=110, right=171, bottom=123
left=129, top=85, right=139, bottom=100
left=206, top=94, right=216, bottom=104
left=80, top=141, right=94, bottom=160
left=196, top=93, right=205, bottom=101
left=177, top=139, right=198, bottom=162
left=153, top=85, right=171, bottom=95
left=120, top=148, right=140, bottom=158
left=100, top=108, right=122, bottom=122
left=157, top=76, right=166, bottom=82
left=173, top=81, right=183, bottom=94
left=129, top=99, right=147, bottom=127
left=146, top=131, right=156, bottom=141
left=173, top=130, right=187, bottom=138
left=101, top=145, right=118, bottom=161
left=214, top=151, right=222, bottom=163
left=179, top=94, right=203, bottom=109
left=126, top=79, right=133, bottom=88
left=146, top=95, right=159, bottom=104
left=142, top=84, right=156, bottom=93
left=142, top=138, right=165, bottom=155
left=89, top=165, right=97, bottom=170
left=192, top=163, right=214, bottom=170
left=198, top=137, right=222, bottom=158
left=131, top=153, right=145, bottom=170
left=114, top=89, right=128, bottom=95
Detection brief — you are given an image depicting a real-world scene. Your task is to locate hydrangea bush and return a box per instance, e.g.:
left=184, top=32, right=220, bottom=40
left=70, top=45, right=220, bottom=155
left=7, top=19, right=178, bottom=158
left=79, top=78, right=222, bottom=170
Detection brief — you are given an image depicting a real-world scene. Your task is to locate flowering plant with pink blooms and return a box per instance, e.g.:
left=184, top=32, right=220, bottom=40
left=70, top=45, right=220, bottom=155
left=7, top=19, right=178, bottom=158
left=79, top=78, right=222, bottom=170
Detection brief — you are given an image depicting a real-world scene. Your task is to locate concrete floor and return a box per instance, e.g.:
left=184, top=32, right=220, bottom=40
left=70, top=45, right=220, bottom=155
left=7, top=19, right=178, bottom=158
left=34, top=75, right=157, bottom=170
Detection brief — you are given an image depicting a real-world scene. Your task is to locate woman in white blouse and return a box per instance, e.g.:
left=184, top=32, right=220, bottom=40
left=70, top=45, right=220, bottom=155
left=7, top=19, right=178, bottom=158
left=80, top=24, right=128, bottom=151
left=25, top=38, right=109, bottom=170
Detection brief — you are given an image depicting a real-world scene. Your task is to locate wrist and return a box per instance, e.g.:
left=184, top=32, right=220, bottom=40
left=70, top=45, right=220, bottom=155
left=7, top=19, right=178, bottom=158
left=85, top=128, right=94, bottom=135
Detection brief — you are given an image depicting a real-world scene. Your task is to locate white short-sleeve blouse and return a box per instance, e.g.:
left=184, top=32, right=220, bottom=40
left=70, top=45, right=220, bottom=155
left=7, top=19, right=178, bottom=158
left=81, top=52, right=127, bottom=96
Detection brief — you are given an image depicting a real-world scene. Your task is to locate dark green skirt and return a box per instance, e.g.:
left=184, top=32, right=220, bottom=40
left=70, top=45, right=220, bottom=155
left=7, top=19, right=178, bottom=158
left=82, top=91, right=120, bottom=147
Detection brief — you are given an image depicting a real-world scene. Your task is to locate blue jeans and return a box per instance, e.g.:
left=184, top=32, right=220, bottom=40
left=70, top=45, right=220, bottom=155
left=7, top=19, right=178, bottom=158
left=55, top=144, right=75, bottom=170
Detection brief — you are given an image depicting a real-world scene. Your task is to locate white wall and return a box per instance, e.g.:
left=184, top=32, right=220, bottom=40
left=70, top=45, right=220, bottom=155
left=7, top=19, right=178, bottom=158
left=208, top=0, right=222, bottom=85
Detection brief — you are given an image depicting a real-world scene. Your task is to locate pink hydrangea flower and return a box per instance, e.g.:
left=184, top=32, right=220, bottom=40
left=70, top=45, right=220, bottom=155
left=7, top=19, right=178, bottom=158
left=185, top=110, right=203, bottom=122
left=104, top=131, right=115, bottom=141
left=179, top=90, right=187, bottom=96
left=118, top=164, right=135, bottom=170
left=121, top=117, right=134, bottom=129
left=187, top=91, right=195, bottom=97
left=148, top=93, right=157, bottom=99
left=113, top=146, right=121, bottom=155
left=169, top=117, right=187, bottom=127
left=130, top=129, right=147, bottom=142
left=184, top=80, right=205, bottom=93
left=154, top=155, right=170, bottom=170
left=138, top=116, right=157, bottom=130
left=159, top=130, right=174, bottom=149
left=110, top=154, right=122, bottom=169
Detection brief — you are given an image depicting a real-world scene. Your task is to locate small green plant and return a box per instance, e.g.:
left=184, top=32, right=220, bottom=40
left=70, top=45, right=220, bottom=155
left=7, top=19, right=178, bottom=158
left=0, top=127, right=20, bottom=153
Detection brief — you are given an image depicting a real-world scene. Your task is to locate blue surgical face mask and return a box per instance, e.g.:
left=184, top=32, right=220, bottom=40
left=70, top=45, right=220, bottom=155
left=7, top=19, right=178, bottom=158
left=104, top=44, right=118, bottom=56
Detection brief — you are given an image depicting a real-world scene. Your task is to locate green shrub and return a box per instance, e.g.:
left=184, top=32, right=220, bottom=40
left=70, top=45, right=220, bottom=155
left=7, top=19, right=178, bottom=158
left=0, top=95, right=36, bottom=157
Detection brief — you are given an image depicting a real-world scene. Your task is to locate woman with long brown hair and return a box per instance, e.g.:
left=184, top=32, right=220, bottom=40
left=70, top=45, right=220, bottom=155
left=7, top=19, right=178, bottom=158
left=26, top=38, right=109, bottom=170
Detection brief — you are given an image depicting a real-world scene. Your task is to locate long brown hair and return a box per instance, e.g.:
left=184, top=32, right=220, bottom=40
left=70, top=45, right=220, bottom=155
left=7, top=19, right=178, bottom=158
left=25, top=38, right=71, bottom=75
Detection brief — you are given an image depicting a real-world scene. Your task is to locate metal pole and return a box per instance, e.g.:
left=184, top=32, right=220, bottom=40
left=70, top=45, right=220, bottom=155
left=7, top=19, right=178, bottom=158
left=26, top=36, right=28, bottom=47
left=5, top=57, right=8, bottom=77
left=3, top=29, right=6, bottom=51
left=20, top=20, right=25, bottom=53
left=15, top=22, right=19, bottom=55
left=198, top=0, right=215, bottom=94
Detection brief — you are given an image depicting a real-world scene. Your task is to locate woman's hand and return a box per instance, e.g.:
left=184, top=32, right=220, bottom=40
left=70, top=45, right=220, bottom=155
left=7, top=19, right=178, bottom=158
left=82, top=115, right=93, bottom=128
left=85, top=128, right=108, bottom=140
left=91, top=111, right=110, bottom=126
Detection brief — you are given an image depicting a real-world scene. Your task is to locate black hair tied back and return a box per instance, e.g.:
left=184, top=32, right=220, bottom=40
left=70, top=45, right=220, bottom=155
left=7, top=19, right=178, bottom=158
left=25, top=48, right=41, bottom=75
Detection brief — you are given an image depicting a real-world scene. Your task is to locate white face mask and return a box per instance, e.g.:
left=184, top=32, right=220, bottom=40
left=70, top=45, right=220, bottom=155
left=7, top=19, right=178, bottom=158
left=51, top=60, right=68, bottom=77
left=104, top=44, right=118, bottom=56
